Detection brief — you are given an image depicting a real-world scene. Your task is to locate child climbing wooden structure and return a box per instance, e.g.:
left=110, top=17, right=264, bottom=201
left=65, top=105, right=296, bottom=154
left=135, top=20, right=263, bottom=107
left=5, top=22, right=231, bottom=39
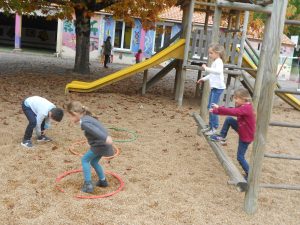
left=176, top=0, right=300, bottom=215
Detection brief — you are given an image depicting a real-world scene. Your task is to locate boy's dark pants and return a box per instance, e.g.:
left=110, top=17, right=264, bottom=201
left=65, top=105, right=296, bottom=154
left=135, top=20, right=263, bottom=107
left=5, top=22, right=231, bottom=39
left=22, top=101, right=45, bottom=141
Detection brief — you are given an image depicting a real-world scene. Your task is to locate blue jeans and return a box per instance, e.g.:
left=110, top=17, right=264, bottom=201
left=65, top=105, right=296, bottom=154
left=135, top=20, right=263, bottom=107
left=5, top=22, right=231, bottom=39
left=82, top=150, right=105, bottom=182
left=208, top=88, right=224, bottom=129
left=22, top=101, right=45, bottom=140
left=220, top=117, right=250, bottom=175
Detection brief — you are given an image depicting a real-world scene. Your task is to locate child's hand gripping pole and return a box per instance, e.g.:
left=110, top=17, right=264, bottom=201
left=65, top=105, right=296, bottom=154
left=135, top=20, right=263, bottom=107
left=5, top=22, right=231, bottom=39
left=209, top=103, right=219, bottom=113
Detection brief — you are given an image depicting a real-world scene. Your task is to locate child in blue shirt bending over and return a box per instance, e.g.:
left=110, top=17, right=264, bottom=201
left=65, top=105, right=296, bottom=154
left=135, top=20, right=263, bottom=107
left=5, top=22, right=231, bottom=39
left=197, top=43, right=226, bottom=136
left=21, top=96, right=64, bottom=148
left=67, top=101, right=114, bottom=193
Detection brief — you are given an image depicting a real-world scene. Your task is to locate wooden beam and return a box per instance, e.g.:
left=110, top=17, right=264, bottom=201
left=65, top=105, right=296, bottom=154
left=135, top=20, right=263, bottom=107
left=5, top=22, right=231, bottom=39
left=195, top=1, right=215, bottom=7
left=177, top=0, right=196, bottom=106
left=192, top=112, right=248, bottom=191
left=264, top=153, right=300, bottom=160
left=252, top=16, right=271, bottom=111
left=174, top=65, right=180, bottom=97
left=141, top=69, right=148, bottom=95
left=217, top=0, right=273, bottom=13
left=245, top=38, right=260, bottom=61
left=200, top=6, right=222, bottom=120
left=285, top=20, right=300, bottom=26
left=260, top=184, right=300, bottom=191
left=237, top=11, right=249, bottom=67
left=244, top=0, right=289, bottom=215
left=269, top=121, right=300, bottom=128
left=240, top=70, right=254, bottom=95
left=275, top=89, right=300, bottom=95
left=255, top=0, right=273, bottom=6
left=184, top=64, right=243, bottom=75
left=145, top=60, right=178, bottom=91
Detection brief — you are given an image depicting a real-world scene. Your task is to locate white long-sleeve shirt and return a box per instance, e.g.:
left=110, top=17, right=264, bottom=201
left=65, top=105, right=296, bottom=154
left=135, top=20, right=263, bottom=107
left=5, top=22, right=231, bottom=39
left=24, top=96, right=55, bottom=136
left=202, top=58, right=226, bottom=89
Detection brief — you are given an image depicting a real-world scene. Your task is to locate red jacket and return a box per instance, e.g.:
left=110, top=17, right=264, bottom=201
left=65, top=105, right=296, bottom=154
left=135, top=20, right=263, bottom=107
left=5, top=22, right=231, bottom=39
left=212, top=103, right=256, bottom=143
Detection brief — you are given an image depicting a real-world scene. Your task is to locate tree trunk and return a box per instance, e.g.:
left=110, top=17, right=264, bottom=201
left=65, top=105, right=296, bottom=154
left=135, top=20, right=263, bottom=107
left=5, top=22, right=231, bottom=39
left=74, top=8, right=91, bottom=74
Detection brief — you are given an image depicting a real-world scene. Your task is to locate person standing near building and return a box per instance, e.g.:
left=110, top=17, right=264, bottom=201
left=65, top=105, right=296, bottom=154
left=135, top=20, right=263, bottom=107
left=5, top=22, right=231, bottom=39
left=135, top=49, right=143, bottom=64
left=103, top=36, right=112, bottom=68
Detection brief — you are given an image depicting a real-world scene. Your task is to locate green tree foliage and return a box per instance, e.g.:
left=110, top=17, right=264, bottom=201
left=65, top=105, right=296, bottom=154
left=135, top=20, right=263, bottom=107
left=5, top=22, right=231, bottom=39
left=249, top=0, right=300, bottom=37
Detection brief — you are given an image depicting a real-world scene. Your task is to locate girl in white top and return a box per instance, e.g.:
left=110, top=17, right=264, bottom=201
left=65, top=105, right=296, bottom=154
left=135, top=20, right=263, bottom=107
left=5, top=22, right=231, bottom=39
left=197, top=43, right=226, bottom=135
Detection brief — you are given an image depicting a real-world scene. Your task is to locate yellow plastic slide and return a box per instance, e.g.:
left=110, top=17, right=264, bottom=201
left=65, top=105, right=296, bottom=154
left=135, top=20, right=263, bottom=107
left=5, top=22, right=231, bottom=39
left=242, top=54, right=300, bottom=111
left=65, top=39, right=185, bottom=93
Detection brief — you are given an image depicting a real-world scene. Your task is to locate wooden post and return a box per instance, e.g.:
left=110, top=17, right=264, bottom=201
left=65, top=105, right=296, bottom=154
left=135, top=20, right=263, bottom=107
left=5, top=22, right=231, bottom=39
left=141, top=69, right=148, bottom=95
left=237, top=11, right=249, bottom=67
left=252, top=16, right=271, bottom=111
left=234, top=11, right=241, bottom=31
left=225, top=74, right=232, bottom=106
left=175, top=1, right=189, bottom=102
left=174, top=64, right=180, bottom=97
left=224, top=11, right=234, bottom=106
left=244, top=0, right=289, bottom=214
left=195, top=70, right=202, bottom=98
left=200, top=6, right=222, bottom=119
left=177, top=0, right=196, bottom=106
left=195, top=6, right=210, bottom=98
left=216, top=0, right=273, bottom=14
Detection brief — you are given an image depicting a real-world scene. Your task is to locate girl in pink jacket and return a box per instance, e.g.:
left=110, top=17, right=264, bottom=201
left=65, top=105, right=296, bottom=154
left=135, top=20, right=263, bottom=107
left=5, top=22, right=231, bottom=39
left=209, top=88, right=256, bottom=179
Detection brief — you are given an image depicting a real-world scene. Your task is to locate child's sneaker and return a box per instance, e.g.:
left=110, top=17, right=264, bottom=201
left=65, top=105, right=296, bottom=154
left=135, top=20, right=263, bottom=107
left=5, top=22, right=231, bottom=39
left=81, top=181, right=94, bottom=193
left=201, top=126, right=211, bottom=133
left=205, top=128, right=217, bottom=136
left=96, top=179, right=108, bottom=187
left=210, top=134, right=226, bottom=143
left=21, top=140, right=33, bottom=148
left=37, top=135, right=52, bottom=142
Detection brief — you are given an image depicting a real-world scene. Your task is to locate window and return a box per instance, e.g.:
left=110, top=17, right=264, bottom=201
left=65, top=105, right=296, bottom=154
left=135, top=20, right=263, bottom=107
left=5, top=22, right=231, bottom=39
left=114, top=21, right=132, bottom=50
left=154, top=25, right=163, bottom=52
left=163, top=26, right=172, bottom=46
left=154, top=24, right=173, bottom=52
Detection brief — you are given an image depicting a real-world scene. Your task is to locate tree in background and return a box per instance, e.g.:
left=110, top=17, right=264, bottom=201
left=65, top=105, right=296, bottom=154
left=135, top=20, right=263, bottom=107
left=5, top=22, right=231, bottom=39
left=248, top=0, right=299, bottom=38
left=1, top=0, right=177, bottom=74
left=286, top=0, right=300, bottom=36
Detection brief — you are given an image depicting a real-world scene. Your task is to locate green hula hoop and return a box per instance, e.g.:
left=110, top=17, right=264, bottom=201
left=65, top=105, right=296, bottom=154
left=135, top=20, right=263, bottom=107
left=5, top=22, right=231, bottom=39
left=107, top=127, right=138, bottom=143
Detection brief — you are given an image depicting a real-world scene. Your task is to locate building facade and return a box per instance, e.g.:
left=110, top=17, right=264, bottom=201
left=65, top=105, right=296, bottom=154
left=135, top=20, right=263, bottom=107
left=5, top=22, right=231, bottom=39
left=0, top=7, right=296, bottom=79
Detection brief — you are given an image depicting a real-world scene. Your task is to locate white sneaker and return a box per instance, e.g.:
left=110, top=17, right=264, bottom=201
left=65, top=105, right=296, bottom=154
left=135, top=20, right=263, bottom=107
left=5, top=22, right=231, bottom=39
left=205, top=128, right=217, bottom=136
left=201, top=126, right=211, bottom=133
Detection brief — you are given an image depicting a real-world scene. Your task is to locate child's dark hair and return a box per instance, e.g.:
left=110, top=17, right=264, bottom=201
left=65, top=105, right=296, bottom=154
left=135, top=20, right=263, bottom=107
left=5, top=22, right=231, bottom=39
left=234, top=88, right=252, bottom=102
left=50, top=108, right=64, bottom=122
left=66, top=101, right=96, bottom=118
left=209, top=43, right=226, bottom=62
left=138, top=49, right=142, bottom=53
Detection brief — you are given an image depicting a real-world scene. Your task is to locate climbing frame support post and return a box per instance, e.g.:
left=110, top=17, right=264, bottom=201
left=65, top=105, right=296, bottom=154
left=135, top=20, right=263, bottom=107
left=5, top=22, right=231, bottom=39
left=244, top=0, right=289, bottom=215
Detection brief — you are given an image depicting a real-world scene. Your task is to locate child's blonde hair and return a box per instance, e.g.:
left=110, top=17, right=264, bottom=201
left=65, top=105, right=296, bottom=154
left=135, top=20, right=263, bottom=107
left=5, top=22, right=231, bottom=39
left=67, top=101, right=96, bottom=118
left=234, top=88, right=252, bottom=102
left=209, top=43, right=226, bottom=62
